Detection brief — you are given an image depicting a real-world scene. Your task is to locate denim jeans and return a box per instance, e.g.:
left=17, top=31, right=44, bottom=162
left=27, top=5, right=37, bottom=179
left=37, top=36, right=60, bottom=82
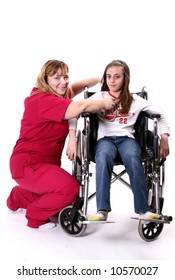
left=95, top=136, right=149, bottom=214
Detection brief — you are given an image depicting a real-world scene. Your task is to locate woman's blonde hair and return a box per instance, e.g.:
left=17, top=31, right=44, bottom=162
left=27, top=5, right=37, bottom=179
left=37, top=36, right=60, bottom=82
left=35, top=59, right=69, bottom=97
left=101, top=60, right=133, bottom=113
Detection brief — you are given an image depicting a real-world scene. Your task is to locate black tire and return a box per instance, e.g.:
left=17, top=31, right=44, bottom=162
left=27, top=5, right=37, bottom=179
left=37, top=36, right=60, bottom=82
left=72, top=130, right=82, bottom=184
left=138, top=220, right=164, bottom=242
left=59, top=206, right=87, bottom=237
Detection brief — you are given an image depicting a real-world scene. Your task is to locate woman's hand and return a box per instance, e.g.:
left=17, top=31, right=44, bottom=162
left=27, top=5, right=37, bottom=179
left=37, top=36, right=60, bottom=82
left=103, top=98, right=116, bottom=110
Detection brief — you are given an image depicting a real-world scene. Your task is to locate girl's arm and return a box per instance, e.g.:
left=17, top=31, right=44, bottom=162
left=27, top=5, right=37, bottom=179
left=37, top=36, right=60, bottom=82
left=67, top=118, right=78, bottom=160
left=66, top=129, right=77, bottom=161
left=160, top=133, right=170, bottom=158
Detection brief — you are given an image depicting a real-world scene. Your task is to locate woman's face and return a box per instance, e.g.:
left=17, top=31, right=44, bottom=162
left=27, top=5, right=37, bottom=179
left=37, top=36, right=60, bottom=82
left=47, top=68, right=69, bottom=96
left=106, top=65, right=124, bottom=94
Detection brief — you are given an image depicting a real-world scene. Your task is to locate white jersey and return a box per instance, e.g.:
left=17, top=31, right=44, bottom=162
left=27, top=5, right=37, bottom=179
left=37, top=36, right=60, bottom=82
left=89, top=91, right=170, bottom=140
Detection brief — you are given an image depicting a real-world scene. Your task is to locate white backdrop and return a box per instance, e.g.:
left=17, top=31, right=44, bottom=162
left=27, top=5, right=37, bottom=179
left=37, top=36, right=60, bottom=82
left=0, top=0, right=174, bottom=279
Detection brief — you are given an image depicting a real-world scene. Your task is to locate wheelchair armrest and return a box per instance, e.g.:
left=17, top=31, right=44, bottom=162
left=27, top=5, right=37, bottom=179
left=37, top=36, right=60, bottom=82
left=143, top=112, right=160, bottom=119
left=81, top=112, right=91, bottom=117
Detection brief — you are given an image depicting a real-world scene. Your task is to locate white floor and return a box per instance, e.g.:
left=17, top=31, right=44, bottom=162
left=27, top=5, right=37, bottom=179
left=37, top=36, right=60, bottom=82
left=1, top=150, right=175, bottom=279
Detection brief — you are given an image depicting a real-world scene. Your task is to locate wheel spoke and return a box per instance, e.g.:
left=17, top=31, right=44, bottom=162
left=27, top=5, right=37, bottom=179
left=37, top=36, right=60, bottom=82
left=59, top=206, right=87, bottom=236
left=138, top=221, right=164, bottom=242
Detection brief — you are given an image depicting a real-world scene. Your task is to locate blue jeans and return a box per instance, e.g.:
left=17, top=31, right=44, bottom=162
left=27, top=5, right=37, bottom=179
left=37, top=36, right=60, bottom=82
left=95, top=136, right=149, bottom=214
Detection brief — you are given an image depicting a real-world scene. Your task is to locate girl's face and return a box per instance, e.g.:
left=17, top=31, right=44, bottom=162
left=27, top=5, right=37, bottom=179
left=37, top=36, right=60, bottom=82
left=47, top=68, right=69, bottom=96
left=106, top=65, right=124, bottom=94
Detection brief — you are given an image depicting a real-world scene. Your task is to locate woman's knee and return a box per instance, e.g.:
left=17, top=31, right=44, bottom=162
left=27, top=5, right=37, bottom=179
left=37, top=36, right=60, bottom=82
left=61, top=176, right=79, bottom=198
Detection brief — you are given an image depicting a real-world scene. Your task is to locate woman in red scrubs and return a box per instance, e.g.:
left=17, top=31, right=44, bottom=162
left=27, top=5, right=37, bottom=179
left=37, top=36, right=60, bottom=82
left=7, top=59, right=115, bottom=229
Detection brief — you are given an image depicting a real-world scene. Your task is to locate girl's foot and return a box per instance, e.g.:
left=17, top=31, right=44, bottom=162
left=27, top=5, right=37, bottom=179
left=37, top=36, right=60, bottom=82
left=139, top=211, right=160, bottom=224
left=88, top=210, right=108, bottom=221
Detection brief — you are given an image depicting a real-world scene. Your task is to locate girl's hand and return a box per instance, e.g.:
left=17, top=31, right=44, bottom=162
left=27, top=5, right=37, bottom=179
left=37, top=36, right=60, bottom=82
left=160, top=134, right=170, bottom=158
left=66, top=131, right=77, bottom=160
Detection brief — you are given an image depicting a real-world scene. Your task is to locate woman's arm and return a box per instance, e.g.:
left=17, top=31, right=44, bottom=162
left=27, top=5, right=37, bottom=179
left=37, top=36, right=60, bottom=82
left=69, top=77, right=101, bottom=98
left=63, top=98, right=115, bottom=120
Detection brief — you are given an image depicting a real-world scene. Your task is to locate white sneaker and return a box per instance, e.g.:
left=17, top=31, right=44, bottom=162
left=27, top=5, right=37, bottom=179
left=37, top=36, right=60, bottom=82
left=139, top=211, right=160, bottom=223
left=9, top=208, right=23, bottom=213
left=88, top=211, right=108, bottom=221
left=38, top=222, right=57, bottom=230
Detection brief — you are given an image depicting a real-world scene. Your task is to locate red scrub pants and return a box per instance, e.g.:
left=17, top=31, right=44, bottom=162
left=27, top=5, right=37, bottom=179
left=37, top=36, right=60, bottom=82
left=7, top=163, right=79, bottom=228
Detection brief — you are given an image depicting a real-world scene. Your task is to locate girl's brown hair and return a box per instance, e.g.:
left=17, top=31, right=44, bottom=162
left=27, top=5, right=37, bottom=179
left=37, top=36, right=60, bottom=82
left=101, top=60, right=133, bottom=113
left=35, top=60, right=69, bottom=97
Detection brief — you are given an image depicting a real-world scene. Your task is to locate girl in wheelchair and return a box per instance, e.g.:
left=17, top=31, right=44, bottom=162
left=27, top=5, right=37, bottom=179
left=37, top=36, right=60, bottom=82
left=88, top=60, right=170, bottom=222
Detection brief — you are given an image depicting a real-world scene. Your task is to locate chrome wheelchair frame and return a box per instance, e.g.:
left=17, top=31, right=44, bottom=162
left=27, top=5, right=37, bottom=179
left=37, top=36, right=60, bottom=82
left=59, top=87, right=172, bottom=241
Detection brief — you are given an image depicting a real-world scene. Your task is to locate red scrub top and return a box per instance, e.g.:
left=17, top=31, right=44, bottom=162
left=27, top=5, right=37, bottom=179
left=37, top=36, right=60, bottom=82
left=10, top=87, right=72, bottom=178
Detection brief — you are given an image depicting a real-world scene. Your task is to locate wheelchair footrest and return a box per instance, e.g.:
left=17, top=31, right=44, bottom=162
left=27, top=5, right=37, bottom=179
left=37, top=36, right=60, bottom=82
left=80, top=220, right=116, bottom=224
left=130, top=216, right=172, bottom=224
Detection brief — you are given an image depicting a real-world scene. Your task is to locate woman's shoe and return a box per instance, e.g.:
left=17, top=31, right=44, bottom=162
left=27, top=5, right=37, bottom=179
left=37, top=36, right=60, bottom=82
left=38, top=222, right=57, bottom=230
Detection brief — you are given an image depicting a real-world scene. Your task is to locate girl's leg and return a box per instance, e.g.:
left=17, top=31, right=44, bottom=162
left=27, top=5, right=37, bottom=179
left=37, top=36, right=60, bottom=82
left=117, top=137, right=149, bottom=213
left=95, top=137, right=117, bottom=212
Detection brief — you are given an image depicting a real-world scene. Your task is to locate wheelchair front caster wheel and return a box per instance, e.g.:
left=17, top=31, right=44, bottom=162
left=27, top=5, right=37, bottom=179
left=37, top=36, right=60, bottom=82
left=138, top=221, right=164, bottom=242
left=59, top=206, right=87, bottom=237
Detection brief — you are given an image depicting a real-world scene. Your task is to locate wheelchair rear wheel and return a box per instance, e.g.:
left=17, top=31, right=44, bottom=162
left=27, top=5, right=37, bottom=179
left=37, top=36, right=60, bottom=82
left=59, top=206, right=87, bottom=237
left=138, top=220, right=164, bottom=242
left=72, top=130, right=82, bottom=184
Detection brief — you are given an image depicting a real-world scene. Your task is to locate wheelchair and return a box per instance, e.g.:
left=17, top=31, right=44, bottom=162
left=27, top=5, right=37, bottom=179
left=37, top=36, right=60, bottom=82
left=59, top=87, right=173, bottom=242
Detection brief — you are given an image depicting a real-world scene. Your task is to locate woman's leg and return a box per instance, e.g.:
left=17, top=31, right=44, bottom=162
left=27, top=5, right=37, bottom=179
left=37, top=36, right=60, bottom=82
left=7, top=186, right=39, bottom=211
left=7, top=163, right=79, bottom=228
